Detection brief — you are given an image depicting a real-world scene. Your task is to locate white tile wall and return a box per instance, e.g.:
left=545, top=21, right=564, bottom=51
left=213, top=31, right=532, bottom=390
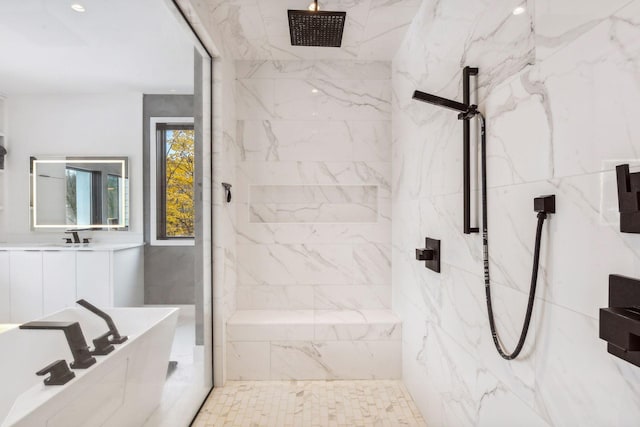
left=236, top=61, right=392, bottom=312
left=226, top=309, right=402, bottom=380
left=393, top=0, right=640, bottom=425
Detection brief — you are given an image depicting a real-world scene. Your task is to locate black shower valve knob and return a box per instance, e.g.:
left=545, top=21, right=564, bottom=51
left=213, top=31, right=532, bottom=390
left=415, top=248, right=434, bottom=261
left=415, top=237, right=440, bottom=273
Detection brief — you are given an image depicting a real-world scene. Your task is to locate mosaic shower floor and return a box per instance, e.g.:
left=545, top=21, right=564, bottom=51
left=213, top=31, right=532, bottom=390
left=193, top=380, right=426, bottom=427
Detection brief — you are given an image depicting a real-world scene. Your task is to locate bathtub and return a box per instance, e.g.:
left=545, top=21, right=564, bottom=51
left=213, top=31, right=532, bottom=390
left=0, top=306, right=178, bottom=427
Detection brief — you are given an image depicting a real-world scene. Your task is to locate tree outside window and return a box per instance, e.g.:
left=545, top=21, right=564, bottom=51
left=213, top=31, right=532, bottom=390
left=157, top=123, right=195, bottom=239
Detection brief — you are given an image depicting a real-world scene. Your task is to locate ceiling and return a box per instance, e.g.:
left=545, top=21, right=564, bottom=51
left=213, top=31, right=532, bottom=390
left=210, top=0, right=422, bottom=60
left=0, top=0, right=196, bottom=95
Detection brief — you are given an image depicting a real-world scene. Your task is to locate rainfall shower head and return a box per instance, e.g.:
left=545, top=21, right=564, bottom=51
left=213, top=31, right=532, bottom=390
left=288, top=1, right=346, bottom=47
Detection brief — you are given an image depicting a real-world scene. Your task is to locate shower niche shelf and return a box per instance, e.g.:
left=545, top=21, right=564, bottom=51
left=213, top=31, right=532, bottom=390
left=600, top=274, right=640, bottom=368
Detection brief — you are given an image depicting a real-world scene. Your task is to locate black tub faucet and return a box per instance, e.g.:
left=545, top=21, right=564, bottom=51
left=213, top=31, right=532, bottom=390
left=76, top=299, right=128, bottom=355
left=20, top=321, right=97, bottom=369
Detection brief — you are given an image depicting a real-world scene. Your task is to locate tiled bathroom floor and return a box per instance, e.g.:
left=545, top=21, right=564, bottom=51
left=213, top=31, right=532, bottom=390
left=193, top=380, right=426, bottom=427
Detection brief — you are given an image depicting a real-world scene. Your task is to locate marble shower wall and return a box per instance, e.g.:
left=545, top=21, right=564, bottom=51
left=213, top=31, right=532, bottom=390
left=393, top=0, right=640, bottom=425
left=235, top=60, right=392, bottom=312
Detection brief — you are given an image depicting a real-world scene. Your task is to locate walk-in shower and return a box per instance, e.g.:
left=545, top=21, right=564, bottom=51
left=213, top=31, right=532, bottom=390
left=412, top=69, right=555, bottom=360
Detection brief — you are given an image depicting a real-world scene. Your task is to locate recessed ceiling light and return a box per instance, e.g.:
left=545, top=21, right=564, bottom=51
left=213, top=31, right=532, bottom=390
left=71, top=4, right=85, bottom=12
left=512, top=6, right=525, bottom=15
left=311, top=88, right=319, bottom=94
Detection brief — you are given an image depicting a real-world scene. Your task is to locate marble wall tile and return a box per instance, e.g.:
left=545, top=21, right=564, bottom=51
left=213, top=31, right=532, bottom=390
left=314, top=310, right=401, bottom=341
left=535, top=0, right=634, bottom=61
left=236, top=78, right=276, bottom=119
left=314, top=285, right=391, bottom=310
left=237, top=243, right=353, bottom=285
left=248, top=185, right=378, bottom=223
left=393, top=0, right=640, bottom=423
left=270, top=340, right=401, bottom=380
left=236, top=285, right=314, bottom=310
left=531, top=1, right=640, bottom=178
left=236, top=222, right=391, bottom=245
left=227, top=341, right=270, bottom=380
left=358, top=5, right=421, bottom=60
left=236, top=161, right=391, bottom=196
left=236, top=60, right=391, bottom=80
left=534, top=300, right=640, bottom=426
left=273, top=79, right=391, bottom=121
left=227, top=310, right=315, bottom=341
left=238, top=120, right=391, bottom=162
left=235, top=60, right=392, bottom=313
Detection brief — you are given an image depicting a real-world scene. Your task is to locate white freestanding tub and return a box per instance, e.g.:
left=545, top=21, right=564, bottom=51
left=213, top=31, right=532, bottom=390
left=0, top=306, right=178, bottom=427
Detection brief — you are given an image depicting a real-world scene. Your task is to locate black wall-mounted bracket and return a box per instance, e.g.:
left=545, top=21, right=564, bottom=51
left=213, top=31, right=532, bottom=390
left=600, top=274, right=640, bottom=368
left=415, top=237, right=441, bottom=273
left=616, top=164, right=640, bottom=233
left=222, top=182, right=232, bottom=203
left=461, top=66, right=479, bottom=234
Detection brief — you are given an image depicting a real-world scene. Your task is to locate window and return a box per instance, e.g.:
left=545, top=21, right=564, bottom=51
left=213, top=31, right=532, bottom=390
left=150, top=117, right=195, bottom=245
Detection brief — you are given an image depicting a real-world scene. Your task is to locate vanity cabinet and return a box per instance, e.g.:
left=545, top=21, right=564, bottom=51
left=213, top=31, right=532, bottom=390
left=0, top=244, right=143, bottom=323
left=76, top=251, right=111, bottom=308
left=9, top=251, right=43, bottom=323
left=42, top=251, right=76, bottom=315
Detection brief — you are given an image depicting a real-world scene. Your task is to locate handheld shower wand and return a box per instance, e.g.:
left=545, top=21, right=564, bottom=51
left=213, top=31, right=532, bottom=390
left=412, top=73, right=555, bottom=360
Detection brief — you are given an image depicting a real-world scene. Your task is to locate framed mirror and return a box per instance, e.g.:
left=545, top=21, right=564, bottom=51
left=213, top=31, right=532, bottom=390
left=31, top=156, right=129, bottom=229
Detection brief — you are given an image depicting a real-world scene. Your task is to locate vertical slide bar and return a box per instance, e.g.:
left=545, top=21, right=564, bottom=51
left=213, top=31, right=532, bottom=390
left=463, top=66, right=479, bottom=234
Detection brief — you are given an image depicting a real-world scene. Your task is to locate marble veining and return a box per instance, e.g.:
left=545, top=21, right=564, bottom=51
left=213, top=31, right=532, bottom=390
left=207, top=1, right=421, bottom=60
left=393, top=0, right=640, bottom=425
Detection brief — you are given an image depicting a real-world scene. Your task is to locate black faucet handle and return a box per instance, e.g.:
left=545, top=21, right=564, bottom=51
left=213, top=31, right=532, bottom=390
left=76, top=299, right=128, bottom=344
left=36, top=359, right=75, bottom=386
left=62, top=237, right=73, bottom=244
left=415, top=248, right=434, bottom=261
left=91, top=331, right=116, bottom=355
left=82, top=238, right=91, bottom=244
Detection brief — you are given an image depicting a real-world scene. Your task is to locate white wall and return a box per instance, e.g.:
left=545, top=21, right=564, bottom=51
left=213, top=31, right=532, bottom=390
left=2, top=93, right=143, bottom=242
left=393, top=0, right=640, bottom=425
left=235, top=60, right=392, bottom=312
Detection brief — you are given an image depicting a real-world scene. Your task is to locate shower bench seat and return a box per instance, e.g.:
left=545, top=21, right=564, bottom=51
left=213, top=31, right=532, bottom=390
left=227, top=309, right=401, bottom=380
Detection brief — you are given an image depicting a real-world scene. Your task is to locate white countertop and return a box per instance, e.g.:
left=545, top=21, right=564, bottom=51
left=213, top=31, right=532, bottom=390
left=0, top=242, right=144, bottom=251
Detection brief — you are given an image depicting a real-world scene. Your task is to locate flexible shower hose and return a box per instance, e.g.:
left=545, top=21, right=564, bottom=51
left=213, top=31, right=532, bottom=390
left=477, top=112, right=547, bottom=360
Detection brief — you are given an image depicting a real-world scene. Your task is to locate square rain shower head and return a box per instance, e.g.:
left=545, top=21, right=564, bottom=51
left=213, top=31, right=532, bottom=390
left=287, top=9, right=346, bottom=47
